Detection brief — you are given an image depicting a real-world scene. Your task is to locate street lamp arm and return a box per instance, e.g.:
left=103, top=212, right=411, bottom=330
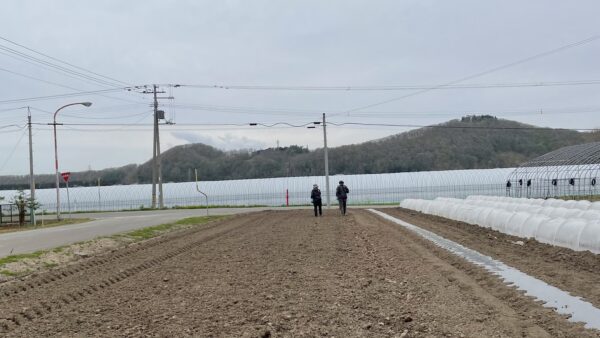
left=52, top=101, right=92, bottom=220
left=54, top=102, right=92, bottom=122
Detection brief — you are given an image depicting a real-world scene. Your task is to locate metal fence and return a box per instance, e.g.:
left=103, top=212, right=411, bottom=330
left=0, top=168, right=514, bottom=213
left=0, top=203, right=31, bottom=225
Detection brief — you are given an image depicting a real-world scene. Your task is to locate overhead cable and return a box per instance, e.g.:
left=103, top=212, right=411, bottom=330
left=176, top=79, right=600, bottom=91
left=339, top=34, right=600, bottom=115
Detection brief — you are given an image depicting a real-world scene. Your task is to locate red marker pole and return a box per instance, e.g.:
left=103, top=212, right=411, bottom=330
left=286, top=189, right=289, bottom=207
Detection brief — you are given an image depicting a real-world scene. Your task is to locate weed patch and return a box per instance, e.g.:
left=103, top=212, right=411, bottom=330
left=0, top=251, right=44, bottom=266
left=126, top=215, right=225, bottom=240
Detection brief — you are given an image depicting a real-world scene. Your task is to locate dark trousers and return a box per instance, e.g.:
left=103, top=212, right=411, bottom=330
left=313, top=200, right=322, bottom=216
left=338, top=198, right=347, bottom=215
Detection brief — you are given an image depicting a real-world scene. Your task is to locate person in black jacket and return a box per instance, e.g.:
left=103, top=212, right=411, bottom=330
left=336, top=180, right=350, bottom=215
left=311, top=184, right=322, bottom=217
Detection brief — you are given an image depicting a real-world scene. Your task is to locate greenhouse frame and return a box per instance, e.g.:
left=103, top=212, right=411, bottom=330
left=507, top=142, right=600, bottom=199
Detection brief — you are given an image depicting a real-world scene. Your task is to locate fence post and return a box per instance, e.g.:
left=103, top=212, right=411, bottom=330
left=286, top=189, right=289, bottom=207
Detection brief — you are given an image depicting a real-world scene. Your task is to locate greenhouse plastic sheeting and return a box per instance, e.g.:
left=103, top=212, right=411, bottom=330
left=521, top=214, right=550, bottom=239
left=505, top=212, right=530, bottom=236
left=555, top=219, right=588, bottom=251
left=400, top=195, right=600, bottom=254
left=0, top=167, right=515, bottom=213
left=579, top=221, right=600, bottom=253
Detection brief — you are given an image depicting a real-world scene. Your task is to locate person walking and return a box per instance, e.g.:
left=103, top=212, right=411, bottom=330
left=336, top=180, right=350, bottom=215
left=311, top=184, right=323, bottom=217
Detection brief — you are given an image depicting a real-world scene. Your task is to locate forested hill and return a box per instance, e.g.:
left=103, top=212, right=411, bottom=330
left=2, top=115, right=600, bottom=189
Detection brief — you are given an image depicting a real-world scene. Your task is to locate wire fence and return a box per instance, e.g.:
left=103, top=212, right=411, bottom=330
left=0, top=168, right=514, bottom=213
left=507, top=165, right=600, bottom=199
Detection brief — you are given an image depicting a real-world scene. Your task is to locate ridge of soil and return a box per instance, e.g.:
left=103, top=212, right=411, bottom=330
left=0, top=209, right=597, bottom=337
left=381, top=207, right=600, bottom=310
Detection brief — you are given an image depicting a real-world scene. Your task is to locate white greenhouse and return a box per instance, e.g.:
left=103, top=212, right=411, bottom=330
left=400, top=195, right=600, bottom=254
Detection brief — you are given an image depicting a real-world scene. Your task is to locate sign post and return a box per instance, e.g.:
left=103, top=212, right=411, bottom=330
left=61, top=172, right=72, bottom=219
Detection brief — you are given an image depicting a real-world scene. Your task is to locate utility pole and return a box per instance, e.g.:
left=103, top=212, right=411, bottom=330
left=144, top=84, right=172, bottom=209
left=27, top=107, right=36, bottom=225
left=156, top=102, right=164, bottom=209
left=151, top=86, right=158, bottom=208
left=323, top=113, right=330, bottom=208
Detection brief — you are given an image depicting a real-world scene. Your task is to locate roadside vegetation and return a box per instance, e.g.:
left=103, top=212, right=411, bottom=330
left=0, top=215, right=227, bottom=279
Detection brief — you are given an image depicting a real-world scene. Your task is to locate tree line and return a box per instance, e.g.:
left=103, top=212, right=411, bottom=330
left=1, top=116, right=599, bottom=190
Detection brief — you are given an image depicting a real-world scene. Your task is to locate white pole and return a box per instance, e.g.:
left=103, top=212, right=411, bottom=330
left=66, top=180, right=71, bottom=219
left=323, top=113, right=330, bottom=208
left=98, top=178, right=101, bottom=211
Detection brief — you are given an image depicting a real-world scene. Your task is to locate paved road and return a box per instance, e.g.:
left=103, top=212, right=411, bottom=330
left=0, top=207, right=275, bottom=258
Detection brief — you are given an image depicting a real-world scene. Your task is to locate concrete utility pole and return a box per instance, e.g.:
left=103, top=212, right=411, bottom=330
left=323, top=113, right=330, bottom=208
left=146, top=84, right=172, bottom=209
left=27, top=107, right=36, bottom=225
left=151, top=85, right=158, bottom=208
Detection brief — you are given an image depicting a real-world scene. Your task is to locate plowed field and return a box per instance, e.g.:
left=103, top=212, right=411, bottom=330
left=1, top=209, right=598, bottom=337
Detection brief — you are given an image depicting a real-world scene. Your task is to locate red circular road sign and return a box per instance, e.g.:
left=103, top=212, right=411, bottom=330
left=61, top=172, right=71, bottom=182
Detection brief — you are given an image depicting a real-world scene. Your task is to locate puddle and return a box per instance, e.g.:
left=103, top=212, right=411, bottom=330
left=369, top=209, right=600, bottom=330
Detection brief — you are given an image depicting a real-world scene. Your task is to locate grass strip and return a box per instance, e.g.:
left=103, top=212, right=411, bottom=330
left=0, top=215, right=228, bottom=276
left=0, top=251, right=44, bottom=266
left=121, top=215, right=226, bottom=240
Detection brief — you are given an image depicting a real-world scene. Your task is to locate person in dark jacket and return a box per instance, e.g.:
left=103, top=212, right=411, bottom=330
left=311, top=184, right=322, bottom=217
left=336, top=180, right=350, bottom=215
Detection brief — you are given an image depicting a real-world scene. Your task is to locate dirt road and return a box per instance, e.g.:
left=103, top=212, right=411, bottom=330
left=0, top=210, right=597, bottom=337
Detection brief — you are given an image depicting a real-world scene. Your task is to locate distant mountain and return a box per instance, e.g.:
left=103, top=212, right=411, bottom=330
left=2, top=115, right=599, bottom=190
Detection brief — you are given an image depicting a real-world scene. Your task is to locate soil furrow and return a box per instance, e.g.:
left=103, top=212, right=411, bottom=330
left=0, top=213, right=268, bottom=334
left=381, top=207, right=600, bottom=309
left=1, top=209, right=598, bottom=337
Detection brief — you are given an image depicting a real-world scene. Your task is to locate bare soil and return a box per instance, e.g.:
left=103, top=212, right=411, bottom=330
left=0, top=210, right=598, bottom=337
left=383, top=207, right=600, bottom=310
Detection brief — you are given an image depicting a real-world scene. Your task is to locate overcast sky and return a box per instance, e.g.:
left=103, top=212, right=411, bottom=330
left=1, top=1, right=599, bottom=175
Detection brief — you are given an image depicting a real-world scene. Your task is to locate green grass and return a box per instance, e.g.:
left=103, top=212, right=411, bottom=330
left=0, top=270, right=18, bottom=276
left=174, top=215, right=226, bottom=225
left=42, top=204, right=268, bottom=215
left=125, top=215, right=226, bottom=240
left=52, top=245, right=67, bottom=253
left=0, top=215, right=228, bottom=277
left=0, top=251, right=44, bottom=266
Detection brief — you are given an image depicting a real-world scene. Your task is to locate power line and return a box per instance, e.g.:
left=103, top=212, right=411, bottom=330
left=338, top=34, right=600, bottom=115
left=327, top=121, right=600, bottom=132
left=176, top=79, right=600, bottom=91
left=0, top=36, right=146, bottom=105
left=167, top=102, right=600, bottom=118
left=0, top=66, right=88, bottom=92
left=0, top=43, right=124, bottom=88
left=29, top=106, right=152, bottom=120
left=0, top=35, right=131, bottom=87
left=0, top=88, right=133, bottom=105
left=26, top=120, right=600, bottom=132
left=0, top=127, right=27, bottom=172
left=0, top=106, right=28, bottom=113
left=0, top=63, right=146, bottom=105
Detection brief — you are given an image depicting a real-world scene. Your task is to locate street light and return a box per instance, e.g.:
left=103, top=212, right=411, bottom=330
left=52, top=102, right=92, bottom=220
